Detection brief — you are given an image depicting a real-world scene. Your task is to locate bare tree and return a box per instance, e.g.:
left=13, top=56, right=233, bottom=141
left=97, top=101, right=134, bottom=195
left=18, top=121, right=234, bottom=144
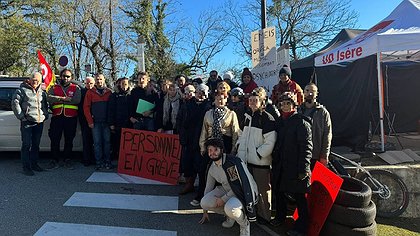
left=223, top=0, right=260, bottom=59
left=268, top=0, right=358, bottom=59
left=180, top=9, right=231, bottom=73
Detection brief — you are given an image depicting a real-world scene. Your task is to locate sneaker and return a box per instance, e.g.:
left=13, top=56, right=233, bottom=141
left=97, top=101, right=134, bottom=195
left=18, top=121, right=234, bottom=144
left=32, top=164, right=44, bottom=172
left=190, top=199, right=200, bottom=207
left=23, top=168, right=34, bottom=176
left=257, top=216, right=269, bottom=225
left=269, top=218, right=284, bottom=227
left=82, top=160, right=91, bottom=167
left=105, top=162, right=113, bottom=170
left=239, top=220, right=250, bottom=236
left=95, top=164, right=102, bottom=171
left=222, top=217, right=235, bottom=228
left=64, top=159, right=75, bottom=170
left=45, top=161, right=59, bottom=170
left=178, top=175, right=186, bottom=184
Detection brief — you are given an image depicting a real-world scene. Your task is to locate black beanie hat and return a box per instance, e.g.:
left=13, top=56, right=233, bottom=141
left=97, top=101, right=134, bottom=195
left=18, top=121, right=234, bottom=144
left=279, top=65, right=292, bottom=77
left=241, top=68, right=253, bottom=80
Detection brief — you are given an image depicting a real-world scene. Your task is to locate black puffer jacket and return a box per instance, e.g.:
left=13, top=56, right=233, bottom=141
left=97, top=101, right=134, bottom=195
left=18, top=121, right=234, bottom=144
left=177, top=98, right=211, bottom=147
left=108, top=89, right=131, bottom=128
left=272, top=112, right=312, bottom=193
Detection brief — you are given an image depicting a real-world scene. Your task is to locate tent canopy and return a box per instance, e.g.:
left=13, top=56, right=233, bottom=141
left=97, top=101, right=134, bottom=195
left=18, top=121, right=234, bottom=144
left=315, top=0, right=420, bottom=66
left=292, top=29, right=365, bottom=69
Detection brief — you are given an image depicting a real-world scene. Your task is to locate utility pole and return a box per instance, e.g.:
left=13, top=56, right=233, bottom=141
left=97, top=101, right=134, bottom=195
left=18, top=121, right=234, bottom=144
left=261, top=0, right=267, bottom=29
left=138, top=35, right=146, bottom=72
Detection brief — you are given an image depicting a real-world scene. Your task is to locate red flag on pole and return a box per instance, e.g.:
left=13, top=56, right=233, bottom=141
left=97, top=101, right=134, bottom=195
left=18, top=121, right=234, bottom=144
left=37, top=50, right=56, bottom=91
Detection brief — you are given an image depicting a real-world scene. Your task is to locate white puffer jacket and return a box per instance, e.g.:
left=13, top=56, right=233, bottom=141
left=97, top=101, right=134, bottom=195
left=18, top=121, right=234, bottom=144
left=236, top=110, right=277, bottom=166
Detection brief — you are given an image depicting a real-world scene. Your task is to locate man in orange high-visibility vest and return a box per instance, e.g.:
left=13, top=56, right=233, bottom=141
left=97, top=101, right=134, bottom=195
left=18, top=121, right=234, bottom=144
left=46, top=68, right=81, bottom=170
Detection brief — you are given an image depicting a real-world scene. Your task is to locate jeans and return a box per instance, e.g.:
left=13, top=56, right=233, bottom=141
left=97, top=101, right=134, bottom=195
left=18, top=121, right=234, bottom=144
left=92, top=122, right=111, bottom=165
left=49, top=115, right=77, bottom=162
left=20, top=121, right=43, bottom=169
left=133, top=117, right=155, bottom=131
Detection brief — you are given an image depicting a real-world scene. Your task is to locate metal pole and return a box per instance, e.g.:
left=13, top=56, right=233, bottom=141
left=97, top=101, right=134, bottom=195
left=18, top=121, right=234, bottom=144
left=138, top=35, right=145, bottom=72
left=261, top=0, right=267, bottom=29
left=377, top=52, right=385, bottom=152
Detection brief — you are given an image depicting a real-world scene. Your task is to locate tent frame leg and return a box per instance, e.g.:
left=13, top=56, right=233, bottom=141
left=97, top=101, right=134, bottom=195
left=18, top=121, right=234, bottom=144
left=377, top=52, right=385, bottom=152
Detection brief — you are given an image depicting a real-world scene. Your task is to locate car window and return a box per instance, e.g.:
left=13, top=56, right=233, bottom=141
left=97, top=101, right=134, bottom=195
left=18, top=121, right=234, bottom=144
left=0, top=88, right=17, bottom=111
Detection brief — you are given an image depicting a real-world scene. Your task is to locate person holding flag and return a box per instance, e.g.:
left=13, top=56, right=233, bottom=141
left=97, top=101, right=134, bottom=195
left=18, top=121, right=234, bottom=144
left=46, top=68, right=81, bottom=170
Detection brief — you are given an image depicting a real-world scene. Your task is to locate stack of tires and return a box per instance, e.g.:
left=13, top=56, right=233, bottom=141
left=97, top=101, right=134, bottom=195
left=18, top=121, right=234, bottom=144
left=321, top=176, right=377, bottom=236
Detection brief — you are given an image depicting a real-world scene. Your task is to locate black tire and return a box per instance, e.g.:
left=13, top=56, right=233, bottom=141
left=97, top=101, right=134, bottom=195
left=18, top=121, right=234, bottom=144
left=321, top=220, right=377, bottom=236
left=335, top=176, right=372, bottom=208
left=356, top=169, right=409, bottom=218
left=328, top=201, right=376, bottom=228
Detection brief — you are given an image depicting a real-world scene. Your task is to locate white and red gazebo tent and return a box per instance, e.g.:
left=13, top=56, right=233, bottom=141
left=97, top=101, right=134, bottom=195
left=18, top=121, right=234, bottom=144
left=315, top=0, right=420, bottom=151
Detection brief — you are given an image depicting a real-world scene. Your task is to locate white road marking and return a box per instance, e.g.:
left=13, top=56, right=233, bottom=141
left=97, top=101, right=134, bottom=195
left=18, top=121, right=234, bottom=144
left=86, top=172, right=170, bottom=185
left=34, top=222, right=176, bottom=236
left=64, top=192, right=178, bottom=211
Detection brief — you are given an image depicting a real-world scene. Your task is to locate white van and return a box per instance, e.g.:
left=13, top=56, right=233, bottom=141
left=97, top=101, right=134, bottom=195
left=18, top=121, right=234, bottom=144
left=0, top=77, right=83, bottom=151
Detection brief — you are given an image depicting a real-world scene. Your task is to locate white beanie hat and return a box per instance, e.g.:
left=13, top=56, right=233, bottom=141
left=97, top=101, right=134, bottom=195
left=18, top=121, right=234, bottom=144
left=223, top=71, right=234, bottom=81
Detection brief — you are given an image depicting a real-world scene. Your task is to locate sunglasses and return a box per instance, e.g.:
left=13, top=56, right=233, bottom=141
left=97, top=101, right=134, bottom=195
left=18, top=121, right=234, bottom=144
left=62, top=75, right=71, bottom=78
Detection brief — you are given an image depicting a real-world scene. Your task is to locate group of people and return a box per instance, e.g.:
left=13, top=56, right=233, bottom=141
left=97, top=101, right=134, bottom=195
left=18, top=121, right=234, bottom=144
left=175, top=65, right=332, bottom=236
left=11, top=65, right=332, bottom=236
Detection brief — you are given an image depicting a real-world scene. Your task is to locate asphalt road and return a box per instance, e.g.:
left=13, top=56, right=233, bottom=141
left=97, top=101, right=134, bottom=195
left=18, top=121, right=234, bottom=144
left=0, top=152, right=279, bottom=236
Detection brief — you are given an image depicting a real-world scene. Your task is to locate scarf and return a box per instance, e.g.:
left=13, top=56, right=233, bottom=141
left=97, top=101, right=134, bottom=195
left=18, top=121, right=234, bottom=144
left=163, top=92, right=181, bottom=129
left=212, top=107, right=227, bottom=140
left=281, top=110, right=296, bottom=120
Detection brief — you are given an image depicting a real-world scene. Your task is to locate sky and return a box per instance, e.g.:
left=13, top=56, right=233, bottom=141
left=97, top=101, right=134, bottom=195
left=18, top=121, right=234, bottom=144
left=173, top=0, right=404, bottom=75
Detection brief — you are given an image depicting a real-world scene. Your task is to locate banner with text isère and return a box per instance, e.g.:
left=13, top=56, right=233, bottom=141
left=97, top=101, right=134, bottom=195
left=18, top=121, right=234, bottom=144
left=117, top=128, right=181, bottom=185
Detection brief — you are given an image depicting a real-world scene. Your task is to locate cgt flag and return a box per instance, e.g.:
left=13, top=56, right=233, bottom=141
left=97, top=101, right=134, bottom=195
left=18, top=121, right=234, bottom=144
left=37, top=50, right=56, bottom=92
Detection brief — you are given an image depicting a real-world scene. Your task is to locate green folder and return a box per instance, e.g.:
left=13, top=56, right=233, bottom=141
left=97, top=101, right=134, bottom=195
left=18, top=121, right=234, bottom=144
left=136, top=99, right=155, bottom=114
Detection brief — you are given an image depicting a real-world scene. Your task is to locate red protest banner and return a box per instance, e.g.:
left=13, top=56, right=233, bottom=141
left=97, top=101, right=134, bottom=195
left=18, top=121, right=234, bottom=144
left=293, top=162, right=343, bottom=236
left=117, top=128, right=181, bottom=185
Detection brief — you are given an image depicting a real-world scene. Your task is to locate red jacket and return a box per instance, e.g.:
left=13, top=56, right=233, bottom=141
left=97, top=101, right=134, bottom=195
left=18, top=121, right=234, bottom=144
left=271, top=80, right=303, bottom=106
left=83, top=87, right=112, bottom=125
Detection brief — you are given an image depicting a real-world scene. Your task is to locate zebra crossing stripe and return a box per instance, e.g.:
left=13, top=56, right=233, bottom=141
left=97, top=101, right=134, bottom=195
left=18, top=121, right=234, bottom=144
left=64, top=192, right=178, bottom=211
left=86, top=172, right=170, bottom=185
left=34, top=222, right=176, bottom=236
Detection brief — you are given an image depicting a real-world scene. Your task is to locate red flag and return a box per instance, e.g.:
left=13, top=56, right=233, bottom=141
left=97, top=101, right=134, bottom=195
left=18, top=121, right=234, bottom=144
left=37, top=50, right=56, bottom=91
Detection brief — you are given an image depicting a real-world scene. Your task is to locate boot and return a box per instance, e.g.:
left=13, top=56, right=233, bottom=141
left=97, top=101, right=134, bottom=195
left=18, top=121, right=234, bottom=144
left=179, top=177, right=195, bottom=195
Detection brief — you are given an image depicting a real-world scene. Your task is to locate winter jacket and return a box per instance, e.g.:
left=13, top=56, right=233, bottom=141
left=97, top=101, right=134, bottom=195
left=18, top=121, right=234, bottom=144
left=205, top=154, right=259, bottom=222
left=11, top=82, right=49, bottom=123
left=239, top=80, right=258, bottom=96
left=236, top=109, right=277, bottom=167
left=83, top=86, right=112, bottom=125
left=272, top=113, right=312, bottom=193
left=199, top=107, right=240, bottom=153
left=128, top=86, right=159, bottom=120
left=108, top=89, right=131, bottom=128
left=298, top=103, right=332, bottom=161
left=206, top=78, right=223, bottom=95
left=265, top=98, right=281, bottom=121
left=177, top=98, right=211, bottom=148
left=227, top=100, right=246, bottom=130
left=47, top=82, right=81, bottom=114
left=271, top=80, right=303, bottom=106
